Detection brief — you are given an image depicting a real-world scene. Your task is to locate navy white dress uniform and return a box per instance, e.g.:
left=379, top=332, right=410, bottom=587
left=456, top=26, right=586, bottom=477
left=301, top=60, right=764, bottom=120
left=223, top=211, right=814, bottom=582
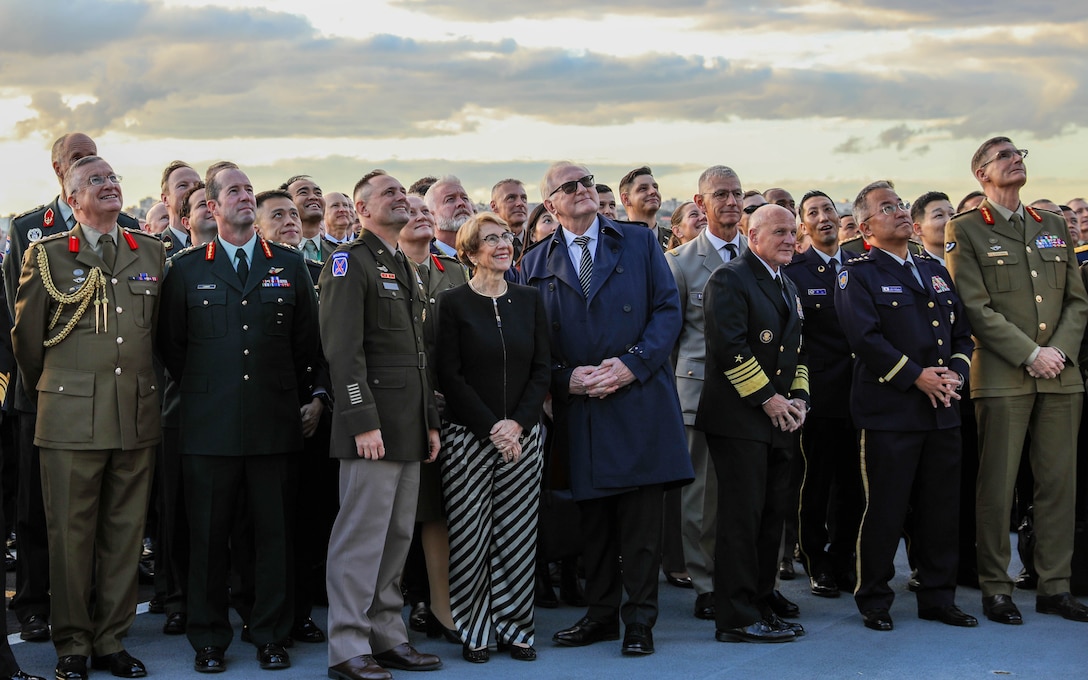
left=835, top=248, right=973, bottom=620
left=783, top=247, right=862, bottom=589
left=156, top=236, right=320, bottom=654
left=695, top=248, right=809, bottom=634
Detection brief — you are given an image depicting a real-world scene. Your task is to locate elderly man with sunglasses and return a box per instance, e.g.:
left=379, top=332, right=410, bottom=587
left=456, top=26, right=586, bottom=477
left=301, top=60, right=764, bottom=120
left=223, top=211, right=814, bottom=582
left=520, top=162, right=693, bottom=657
left=946, top=137, right=1088, bottom=626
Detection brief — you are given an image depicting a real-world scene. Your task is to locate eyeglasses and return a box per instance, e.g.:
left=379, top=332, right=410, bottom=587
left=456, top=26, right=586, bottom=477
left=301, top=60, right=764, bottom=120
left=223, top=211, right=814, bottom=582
left=743, top=204, right=765, bottom=215
left=548, top=175, right=595, bottom=197
left=83, top=174, right=123, bottom=188
left=873, top=201, right=911, bottom=217
left=979, top=148, right=1028, bottom=169
left=481, top=232, right=515, bottom=247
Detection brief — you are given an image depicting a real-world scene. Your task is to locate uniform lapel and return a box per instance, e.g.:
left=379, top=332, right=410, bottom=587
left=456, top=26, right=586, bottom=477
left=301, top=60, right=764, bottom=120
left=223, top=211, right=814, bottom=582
left=112, top=229, right=138, bottom=276
left=71, top=224, right=109, bottom=273
left=212, top=239, right=244, bottom=293
left=697, top=230, right=723, bottom=275
left=984, top=199, right=1025, bottom=243
left=745, top=250, right=788, bottom=317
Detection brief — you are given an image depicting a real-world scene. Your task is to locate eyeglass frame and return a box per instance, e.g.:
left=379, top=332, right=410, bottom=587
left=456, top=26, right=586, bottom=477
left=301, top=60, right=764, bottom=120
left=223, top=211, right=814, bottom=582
left=978, top=148, right=1028, bottom=169
left=548, top=174, right=595, bottom=198
left=81, top=174, right=123, bottom=189
left=480, top=231, right=516, bottom=247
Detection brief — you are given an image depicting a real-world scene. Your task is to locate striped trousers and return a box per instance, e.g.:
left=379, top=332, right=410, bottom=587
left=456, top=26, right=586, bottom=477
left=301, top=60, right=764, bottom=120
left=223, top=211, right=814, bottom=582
left=441, top=422, right=542, bottom=649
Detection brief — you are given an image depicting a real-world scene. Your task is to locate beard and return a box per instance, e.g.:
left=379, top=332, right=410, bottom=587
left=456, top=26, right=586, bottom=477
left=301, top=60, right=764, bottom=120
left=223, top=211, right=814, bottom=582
left=436, top=214, right=469, bottom=233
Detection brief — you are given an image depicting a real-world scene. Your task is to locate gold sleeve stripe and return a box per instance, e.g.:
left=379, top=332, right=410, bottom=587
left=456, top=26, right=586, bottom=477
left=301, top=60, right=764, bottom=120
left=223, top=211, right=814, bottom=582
left=725, top=357, right=770, bottom=397
left=0, top=372, right=8, bottom=404
left=882, top=355, right=908, bottom=382
left=791, top=364, right=809, bottom=393
left=952, top=353, right=971, bottom=367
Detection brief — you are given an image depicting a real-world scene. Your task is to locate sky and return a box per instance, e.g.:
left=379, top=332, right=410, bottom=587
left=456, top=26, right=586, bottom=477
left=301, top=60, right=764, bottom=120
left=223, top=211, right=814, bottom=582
left=1, top=0, right=1087, bottom=218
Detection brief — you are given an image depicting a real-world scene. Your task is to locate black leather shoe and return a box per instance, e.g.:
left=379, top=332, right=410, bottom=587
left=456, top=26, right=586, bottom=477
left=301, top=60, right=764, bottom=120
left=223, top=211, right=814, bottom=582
left=621, top=623, right=654, bottom=655
left=461, top=645, right=489, bottom=664
left=862, top=609, right=894, bottom=631
left=1015, top=568, right=1039, bottom=590
left=764, top=590, right=800, bottom=618
left=54, top=655, right=88, bottom=680
left=919, top=604, right=978, bottom=627
left=1036, top=592, right=1088, bottom=622
left=665, top=571, right=693, bottom=589
left=194, top=647, right=226, bottom=673
left=983, top=594, right=1023, bottom=625
left=778, top=558, right=796, bottom=580
left=424, top=614, right=460, bottom=643
left=257, top=643, right=290, bottom=670
left=9, top=671, right=47, bottom=680
left=506, top=644, right=536, bottom=661
left=810, top=573, right=840, bottom=598
left=90, top=651, right=146, bottom=678
left=715, top=620, right=795, bottom=643
left=163, top=612, right=187, bottom=635
left=373, top=643, right=441, bottom=671
left=764, top=613, right=805, bottom=637
left=552, top=616, right=620, bottom=647
left=694, top=592, right=715, bottom=620
left=328, top=655, right=391, bottom=680
left=146, top=596, right=165, bottom=614
left=291, top=618, right=326, bottom=643
left=408, top=602, right=430, bottom=632
left=20, top=615, right=49, bottom=642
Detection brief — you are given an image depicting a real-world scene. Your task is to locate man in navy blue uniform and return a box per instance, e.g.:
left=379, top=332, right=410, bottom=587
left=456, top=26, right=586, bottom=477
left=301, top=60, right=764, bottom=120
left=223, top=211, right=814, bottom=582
left=784, top=190, right=862, bottom=598
left=836, top=180, right=977, bottom=632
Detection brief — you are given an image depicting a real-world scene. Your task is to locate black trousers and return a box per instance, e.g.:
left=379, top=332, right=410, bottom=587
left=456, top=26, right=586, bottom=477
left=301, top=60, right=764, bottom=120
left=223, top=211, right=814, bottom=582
left=579, top=485, right=664, bottom=627
left=707, top=435, right=792, bottom=629
left=12, top=410, right=49, bottom=625
left=797, top=416, right=863, bottom=578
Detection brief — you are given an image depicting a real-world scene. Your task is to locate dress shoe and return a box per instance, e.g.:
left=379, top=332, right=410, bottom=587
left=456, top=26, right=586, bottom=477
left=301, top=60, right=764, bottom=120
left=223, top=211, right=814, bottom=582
left=424, top=614, right=460, bottom=643
left=715, top=620, right=795, bottom=643
left=291, top=617, right=326, bottom=643
left=810, top=573, right=840, bottom=598
left=91, top=651, right=146, bottom=678
left=373, top=643, right=441, bottom=671
left=194, top=647, right=226, bottom=674
left=765, top=613, right=805, bottom=637
left=694, top=592, right=715, bottom=620
left=778, top=558, right=796, bottom=580
left=665, top=571, right=693, bottom=589
left=328, top=655, right=391, bottom=680
left=552, top=616, right=620, bottom=647
left=1015, top=567, right=1039, bottom=590
left=408, top=602, right=430, bottom=633
left=862, top=609, right=894, bottom=631
left=146, top=596, right=165, bottom=614
left=504, top=644, right=536, bottom=661
left=20, top=615, right=49, bottom=642
left=54, top=655, right=88, bottom=680
left=1036, top=592, right=1088, bottom=622
left=461, top=645, right=489, bottom=664
left=621, top=623, right=654, bottom=655
left=764, top=590, right=800, bottom=618
left=163, top=612, right=187, bottom=635
left=257, top=643, right=290, bottom=670
left=982, top=594, right=1023, bottom=625
left=8, top=671, right=47, bottom=680
left=919, top=604, right=978, bottom=627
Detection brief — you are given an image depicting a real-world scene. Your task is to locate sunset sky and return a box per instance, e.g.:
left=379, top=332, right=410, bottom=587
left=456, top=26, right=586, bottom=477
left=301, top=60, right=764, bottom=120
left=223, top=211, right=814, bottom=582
left=1, top=0, right=1086, bottom=217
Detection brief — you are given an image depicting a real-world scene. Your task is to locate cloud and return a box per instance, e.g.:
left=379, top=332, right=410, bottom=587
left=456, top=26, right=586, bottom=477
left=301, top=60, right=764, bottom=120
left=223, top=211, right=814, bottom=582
left=834, top=136, right=865, bottom=154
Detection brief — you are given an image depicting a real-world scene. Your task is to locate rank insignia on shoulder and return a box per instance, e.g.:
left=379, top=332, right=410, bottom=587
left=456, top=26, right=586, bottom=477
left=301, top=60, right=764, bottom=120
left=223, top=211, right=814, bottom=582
left=331, top=251, right=349, bottom=277
left=837, top=269, right=849, bottom=289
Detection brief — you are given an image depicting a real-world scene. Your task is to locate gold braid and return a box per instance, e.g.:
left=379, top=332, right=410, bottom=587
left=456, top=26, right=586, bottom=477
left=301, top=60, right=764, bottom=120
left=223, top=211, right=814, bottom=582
left=35, top=244, right=108, bottom=347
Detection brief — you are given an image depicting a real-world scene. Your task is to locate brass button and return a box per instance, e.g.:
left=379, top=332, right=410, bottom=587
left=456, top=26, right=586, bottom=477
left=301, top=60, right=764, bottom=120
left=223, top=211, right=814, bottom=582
left=931, top=320, right=939, bottom=327
left=1031, top=270, right=1038, bottom=278
left=997, top=259, right=1004, bottom=265
left=1036, top=295, right=1043, bottom=303
left=203, top=300, right=209, bottom=306
left=242, top=324, right=249, bottom=331
left=687, top=370, right=693, bottom=376
left=1040, top=323, right=1047, bottom=330
left=775, top=369, right=782, bottom=376
left=244, top=349, right=250, bottom=356
left=938, top=359, right=944, bottom=365
left=937, top=339, right=944, bottom=346
left=111, top=278, right=118, bottom=285
left=892, top=301, right=898, bottom=307
left=1026, top=246, right=1032, bottom=253
left=928, top=301, right=935, bottom=308
left=243, top=374, right=250, bottom=381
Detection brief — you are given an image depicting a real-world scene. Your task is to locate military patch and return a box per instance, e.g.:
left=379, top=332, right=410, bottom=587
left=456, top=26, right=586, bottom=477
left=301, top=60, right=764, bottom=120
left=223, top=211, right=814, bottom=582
left=197, top=284, right=216, bottom=290
left=27, top=228, right=43, bottom=242
left=43, top=209, right=54, bottom=228
left=881, top=285, right=903, bottom=293
left=331, top=251, right=349, bottom=277
left=807, top=288, right=827, bottom=296
left=382, top=281, right=399, bottom=290
left=987, top=251, right=1009, bottom=257
left=837, top=269, right=849, bottom=289
left=380, top=272, right=396, bottom=280
left=268, top=267, right=284, bottom=275
left=931, top=275, right=950, bottom=293
left=759, top=330, right=774, bottom=344
left=1035, top=234, right=1066, bottom=249
left=946, top=242, right=956, bottom=252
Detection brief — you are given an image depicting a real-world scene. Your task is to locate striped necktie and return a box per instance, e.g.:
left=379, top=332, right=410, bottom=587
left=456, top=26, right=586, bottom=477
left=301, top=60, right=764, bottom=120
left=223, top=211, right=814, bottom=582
left=574, top=235, right=592, bottom=297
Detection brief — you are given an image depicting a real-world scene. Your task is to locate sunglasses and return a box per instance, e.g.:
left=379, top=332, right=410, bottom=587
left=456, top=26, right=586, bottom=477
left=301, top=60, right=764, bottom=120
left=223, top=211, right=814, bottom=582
left=548, top=175, right=595, bottom=198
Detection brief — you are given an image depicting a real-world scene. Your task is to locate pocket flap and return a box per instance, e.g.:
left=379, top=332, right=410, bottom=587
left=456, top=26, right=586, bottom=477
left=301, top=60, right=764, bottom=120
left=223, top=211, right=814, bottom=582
left=36, top=368, right=94, bottom=397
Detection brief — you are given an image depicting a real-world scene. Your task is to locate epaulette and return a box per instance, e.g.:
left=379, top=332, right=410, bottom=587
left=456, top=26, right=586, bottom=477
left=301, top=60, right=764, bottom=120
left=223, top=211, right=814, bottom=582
left=31, top=231, right=70, bottom=247
left=172, top=243, right=207, bottom=259
left=915, top=250, right=935, bottom=260
left=844, top=253, right=870, bottom=265
left=123, top=227, right=159, bottom=242
left=950, top=207, right=981, bottom=220
left=12, top=203, right=49, bottom=222
left=266, top=240, right=298, bottom=254
left=666, top=248, right=678, bottom=256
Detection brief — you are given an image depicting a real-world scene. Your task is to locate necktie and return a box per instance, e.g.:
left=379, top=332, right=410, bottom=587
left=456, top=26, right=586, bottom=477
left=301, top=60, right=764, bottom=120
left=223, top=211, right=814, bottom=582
left=418, top=263, right=430, bottom=292
left=66, top=214, right=76, bottom=229
left=904, top=260, right=923, bottom=287
left=236, top=249, right=249, bottom=284
left=775, top=274, right=790, bottom=305
left=831, top=254, right=841, bottom=274
left=724, top=243, right=738, bottom=261
left=1010, top=212, right=1025, bottom=238
left=99, top=233, right=117, bottom=270
left=303, top=239, right=320, bottom=262
left=573, top=235, right=592, bottom=297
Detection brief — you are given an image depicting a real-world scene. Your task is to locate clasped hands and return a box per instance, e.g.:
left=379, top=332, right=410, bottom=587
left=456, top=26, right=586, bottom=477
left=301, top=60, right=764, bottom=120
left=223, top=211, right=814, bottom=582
left=490, top=419, right=523, bottom=463
left=763, top=394, right=808, bottom=432
left=1026, top=346, right=1065, bottom=380
left=569, top=357, right=636, bottom=399
left=914, top=366, right=962, bottom=408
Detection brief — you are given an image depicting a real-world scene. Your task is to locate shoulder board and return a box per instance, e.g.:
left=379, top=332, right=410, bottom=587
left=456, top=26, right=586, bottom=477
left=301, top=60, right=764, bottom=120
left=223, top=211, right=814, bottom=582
left=13, top=203, right=49, bottom=222
left=951, top=206, right=981, bottom=220
left=1074, top=244, right=1088, bottom=254
left=844, top=253, right=870, bottom=265
left=915, top=250, right=934, bottom=260
left=172, top=243, right=207, bottom=259
left=123, top=227, right=158, bottom=241
left=266, top=240, right=298, bottom=253
left=33, top=231, right=69, bottom=246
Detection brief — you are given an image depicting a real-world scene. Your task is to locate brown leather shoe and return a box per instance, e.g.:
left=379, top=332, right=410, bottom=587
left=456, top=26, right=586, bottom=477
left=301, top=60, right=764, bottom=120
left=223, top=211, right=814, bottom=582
left=327, top=655, right=391, bottom=680
left=372, top=643, right=442, bottom=671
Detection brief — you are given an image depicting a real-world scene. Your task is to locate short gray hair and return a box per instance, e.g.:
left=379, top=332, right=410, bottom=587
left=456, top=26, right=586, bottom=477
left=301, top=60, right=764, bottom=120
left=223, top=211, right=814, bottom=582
left=852, top=180, right=895, bottom=224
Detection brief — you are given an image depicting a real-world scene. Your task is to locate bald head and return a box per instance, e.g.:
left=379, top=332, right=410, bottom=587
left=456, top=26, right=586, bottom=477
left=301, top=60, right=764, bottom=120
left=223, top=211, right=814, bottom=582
left=747, top=204, right=798, bottom=269
left=51, top=133, right=98, bottom=194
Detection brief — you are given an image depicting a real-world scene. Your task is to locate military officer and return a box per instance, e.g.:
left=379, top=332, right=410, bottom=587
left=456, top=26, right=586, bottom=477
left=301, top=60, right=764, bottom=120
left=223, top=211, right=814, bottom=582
left=836, top=180, right=977, bottom=632
left=12, top=155, right=165, bottom=680
left=946, top=137, right=1088, bottom=625
left=157, top=166, right=320, bottom=673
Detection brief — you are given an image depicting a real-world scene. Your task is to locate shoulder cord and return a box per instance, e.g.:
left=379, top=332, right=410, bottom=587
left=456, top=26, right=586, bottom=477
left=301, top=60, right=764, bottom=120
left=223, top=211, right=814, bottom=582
left=35, top=245, right=108, bottom=346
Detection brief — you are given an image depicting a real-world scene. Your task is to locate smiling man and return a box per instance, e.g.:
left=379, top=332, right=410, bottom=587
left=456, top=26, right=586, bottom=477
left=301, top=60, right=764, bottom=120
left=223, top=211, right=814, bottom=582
left=13, top=155, right=165, bottom=680
left=619, top=166, right=671, bottom=250
left=283, top=175, right=327, bottom=263
left=946, top=137, right=1088, bottom=626
left=426, top=176, right=475, bottom=258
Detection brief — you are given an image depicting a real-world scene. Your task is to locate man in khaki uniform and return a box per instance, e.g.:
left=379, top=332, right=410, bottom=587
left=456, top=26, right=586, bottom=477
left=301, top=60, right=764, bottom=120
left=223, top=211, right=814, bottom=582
left=946, top=136, right=1088, bottom=626
left=12, top=156, right=165, bottom=680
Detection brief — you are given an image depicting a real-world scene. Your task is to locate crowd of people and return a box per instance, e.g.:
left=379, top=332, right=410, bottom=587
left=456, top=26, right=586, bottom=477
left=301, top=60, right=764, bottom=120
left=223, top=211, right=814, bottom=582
left=0, top=131, right=1086, bottom=680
